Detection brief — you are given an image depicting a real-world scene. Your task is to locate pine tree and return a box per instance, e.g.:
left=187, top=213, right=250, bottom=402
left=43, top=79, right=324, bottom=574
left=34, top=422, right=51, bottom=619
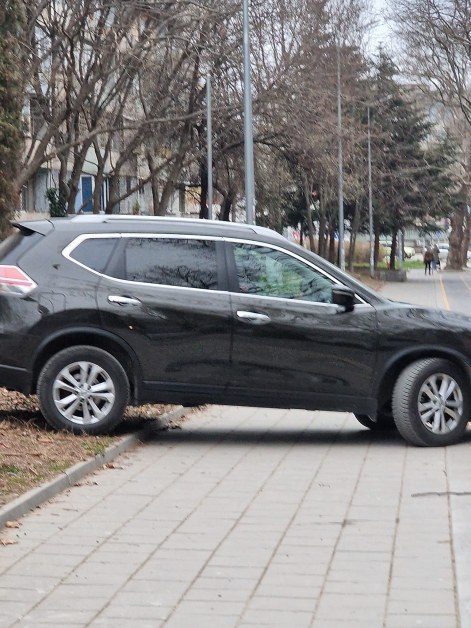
left=0, top=0, right=24, bottom=237
left=370, top=53, right=460, bottom=269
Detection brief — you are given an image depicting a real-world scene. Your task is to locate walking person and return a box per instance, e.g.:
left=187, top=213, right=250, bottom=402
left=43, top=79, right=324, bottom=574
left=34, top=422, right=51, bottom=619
left=424, top=247, right=433, bottom=275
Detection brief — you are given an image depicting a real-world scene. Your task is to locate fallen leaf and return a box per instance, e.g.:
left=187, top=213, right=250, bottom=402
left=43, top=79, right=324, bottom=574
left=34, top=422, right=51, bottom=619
left=5, top=520, right=20, bottom=529
left=0, top=538, right=18, bottom=545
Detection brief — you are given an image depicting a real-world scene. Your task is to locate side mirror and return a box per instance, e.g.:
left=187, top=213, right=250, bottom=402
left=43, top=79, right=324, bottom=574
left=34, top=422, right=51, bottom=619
left=332, top=286, right=355, bottom=313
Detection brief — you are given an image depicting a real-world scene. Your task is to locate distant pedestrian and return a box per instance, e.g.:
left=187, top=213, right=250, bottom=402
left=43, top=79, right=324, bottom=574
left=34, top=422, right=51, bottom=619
left=424, top=247, right=433, bottom=275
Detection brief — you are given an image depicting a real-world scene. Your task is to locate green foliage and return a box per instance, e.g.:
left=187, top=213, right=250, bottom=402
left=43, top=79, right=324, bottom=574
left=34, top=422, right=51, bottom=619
left=0, top=0, right=25, bottom=236
left=46, top=188, right=67, bottom=217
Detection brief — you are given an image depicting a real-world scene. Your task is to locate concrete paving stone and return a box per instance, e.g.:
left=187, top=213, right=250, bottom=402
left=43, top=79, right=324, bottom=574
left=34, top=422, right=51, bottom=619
left=384, top=614, right=457, bottom=628
left=311, top=621, right=379, bottom=628
left=323, top=569, right=390, bottom=586
left=0, top=574, right=57, bottom=595
left=183, top=587, right=253, bottom=603
left=240, top=608, right=312, bottom=627
left=62, top=570, right=130, bottom=586
left=0, top=586, right=47, bottom=604
left=389, top=574, right=455, bottom=591
left=389, top=562, right=454, bottom=580
left=199, top=565, right=263, bottom=581
left=314, top=594, right=387, bottom=621
left=93, top=604, right=173, bottom=621
left=246, top=595, right=316, bottom=612
left=387, top=597, right=456, bottom=615
left=254, top=583, right=321, bottom=600
left=258, top=572, right=325, bottom=589
left=19, top=608, right=100, bottom=624
left=30, top=591, right=107, bottom=612
left=165, top=599, right=246, bottom=616
left=388, top=587, right=455, bottom=602
left=323, top=580, right=388, bottom=596
left=0, top=600, right=36, bottom=624
left=3, top=560, right=74, bottom=579
left=165, top=611, right=239, bottom=628
left=90, top=619, right=158, bottom=628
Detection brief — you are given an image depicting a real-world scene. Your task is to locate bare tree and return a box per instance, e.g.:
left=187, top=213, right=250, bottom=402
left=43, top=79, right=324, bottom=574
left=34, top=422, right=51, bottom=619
left=390, top=0, right=471, bottom=268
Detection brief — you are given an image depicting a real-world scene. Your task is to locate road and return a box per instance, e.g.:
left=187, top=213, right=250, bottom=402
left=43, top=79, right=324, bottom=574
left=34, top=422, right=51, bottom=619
left=1, top=267, right=471, bottom=628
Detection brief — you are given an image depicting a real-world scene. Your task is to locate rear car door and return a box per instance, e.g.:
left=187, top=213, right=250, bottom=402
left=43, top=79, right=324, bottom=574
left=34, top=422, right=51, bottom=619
left=68, top=234, right=232, bottom=403
left=225, top=240, right=378, bottom=412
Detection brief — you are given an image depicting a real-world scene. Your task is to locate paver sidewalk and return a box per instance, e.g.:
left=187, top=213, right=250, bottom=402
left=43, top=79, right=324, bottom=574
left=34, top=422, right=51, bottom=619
left=0, top=269, right=470, bottom=627
left=1, top=405, right=469, bottom=628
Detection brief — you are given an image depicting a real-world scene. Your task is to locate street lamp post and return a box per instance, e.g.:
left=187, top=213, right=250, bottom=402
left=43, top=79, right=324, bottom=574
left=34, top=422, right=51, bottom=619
left=367, top=105, right=374, bottom=278
left=243, top=0, right=255, bottom=224
left=336, top=41, right=345, bottom=271
left=206, top=74, right=213, bottom=220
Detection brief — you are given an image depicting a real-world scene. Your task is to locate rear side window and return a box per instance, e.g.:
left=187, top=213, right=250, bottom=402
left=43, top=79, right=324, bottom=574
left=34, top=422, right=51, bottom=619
left=69, top=238, right=118, bottom=273
left=124, top=237, right=218, bottom=290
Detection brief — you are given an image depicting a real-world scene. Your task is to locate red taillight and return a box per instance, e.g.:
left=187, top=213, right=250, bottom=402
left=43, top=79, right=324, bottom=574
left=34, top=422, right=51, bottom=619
left=0, top=266, right=37, bottom=294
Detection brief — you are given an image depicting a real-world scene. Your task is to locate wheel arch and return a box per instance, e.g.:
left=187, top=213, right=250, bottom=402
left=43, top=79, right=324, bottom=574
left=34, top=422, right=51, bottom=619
left=31, top=328, right=142, bottom=402
left=374, top=347, right=471, bottom=411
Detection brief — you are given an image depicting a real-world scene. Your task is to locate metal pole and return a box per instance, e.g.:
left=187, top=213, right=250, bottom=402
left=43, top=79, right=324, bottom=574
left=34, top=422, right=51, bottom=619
left=367, top=106, right=374, bottom=278
left=336, top=42, right=345, bottom=271
left=206, top=74, right=213, bottom=220
left=243, top=0, right=255, bottom=224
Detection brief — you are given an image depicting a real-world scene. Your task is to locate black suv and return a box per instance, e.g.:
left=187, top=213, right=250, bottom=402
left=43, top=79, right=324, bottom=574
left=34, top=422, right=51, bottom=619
left=1, top=215, right=471, bottom=447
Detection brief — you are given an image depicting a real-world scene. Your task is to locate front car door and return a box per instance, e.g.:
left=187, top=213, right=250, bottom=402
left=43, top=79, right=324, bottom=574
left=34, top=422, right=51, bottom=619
left=225, top=239, right=379, bottom=414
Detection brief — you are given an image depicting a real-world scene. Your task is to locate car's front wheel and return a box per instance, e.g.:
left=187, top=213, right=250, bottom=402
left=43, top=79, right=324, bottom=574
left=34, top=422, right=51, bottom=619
left=392, top=358, right=470, bottom=446
left=37, top=346, right=130, bottom=434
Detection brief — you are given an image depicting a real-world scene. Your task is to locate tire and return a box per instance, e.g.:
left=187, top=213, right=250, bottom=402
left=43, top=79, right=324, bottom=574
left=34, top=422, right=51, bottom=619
left=392, top=358, right=470, bottom=447
left=37, top=346, right=130, bottom=434
left=354, top=413, right=395, bottom=431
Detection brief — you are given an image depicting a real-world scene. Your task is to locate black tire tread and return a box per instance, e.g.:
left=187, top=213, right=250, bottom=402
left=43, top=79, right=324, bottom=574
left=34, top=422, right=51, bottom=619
left=392, top=358, right=468, bottom=447
left=37, top=345, right=130, bottom=435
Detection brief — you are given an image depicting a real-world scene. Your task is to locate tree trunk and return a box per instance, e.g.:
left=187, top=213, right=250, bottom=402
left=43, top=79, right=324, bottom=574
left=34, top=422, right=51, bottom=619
left=373, top=217, right=380, bottom=269
left=389, top=229, right=398, bottom=270
left=199, top=160, right=208, bottom=219
left=448, top=205, right=465, bottom=270
left=347, top=200, right=361, bottom=272
left=328, top=223, right=336, bottom=264
left=220, top=190, right=233, bottom=221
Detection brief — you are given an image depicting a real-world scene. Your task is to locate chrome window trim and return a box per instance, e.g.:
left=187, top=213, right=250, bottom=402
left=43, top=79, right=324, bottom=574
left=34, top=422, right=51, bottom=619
left=62, top=232, right=370, bottom=306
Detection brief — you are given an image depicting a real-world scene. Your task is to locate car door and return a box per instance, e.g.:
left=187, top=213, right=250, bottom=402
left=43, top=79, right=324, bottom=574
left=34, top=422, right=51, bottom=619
left=94, top=234, right=232, bottom=402
left=225, top=240, right=378, bottom=412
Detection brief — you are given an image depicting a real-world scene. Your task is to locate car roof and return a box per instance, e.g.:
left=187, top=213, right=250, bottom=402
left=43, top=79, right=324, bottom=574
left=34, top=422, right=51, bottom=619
left=14, top=215, right=288, bottom=243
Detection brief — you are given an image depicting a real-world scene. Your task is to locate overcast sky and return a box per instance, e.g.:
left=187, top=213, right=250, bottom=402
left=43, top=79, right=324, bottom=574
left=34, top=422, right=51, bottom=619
left=369, top=0, right=393, bottom=52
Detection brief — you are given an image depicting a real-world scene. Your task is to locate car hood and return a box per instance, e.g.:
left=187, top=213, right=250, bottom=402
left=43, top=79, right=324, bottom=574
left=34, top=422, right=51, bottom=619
left=374, top=300, right=471, bottom=359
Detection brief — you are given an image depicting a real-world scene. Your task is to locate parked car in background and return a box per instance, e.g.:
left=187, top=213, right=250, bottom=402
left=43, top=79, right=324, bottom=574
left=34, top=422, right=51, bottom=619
left=379, top=240, right=415, bottom=260
left=0, top=215, right=471, bottom=447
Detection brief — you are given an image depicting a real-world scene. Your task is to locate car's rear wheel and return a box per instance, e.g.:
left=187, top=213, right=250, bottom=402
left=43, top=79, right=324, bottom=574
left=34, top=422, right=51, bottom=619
left=354, top=413, right=395, bottom=431
left=392, top=358, right=470, bottom=446
left=37, top=346, right=130, bottom=434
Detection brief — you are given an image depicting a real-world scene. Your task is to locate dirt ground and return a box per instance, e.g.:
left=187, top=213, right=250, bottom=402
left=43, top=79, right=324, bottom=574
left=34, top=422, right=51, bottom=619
left=0, top=389, right=177, bottom=509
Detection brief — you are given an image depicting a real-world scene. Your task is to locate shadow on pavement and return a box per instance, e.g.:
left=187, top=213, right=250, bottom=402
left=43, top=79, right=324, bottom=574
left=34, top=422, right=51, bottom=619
left=146, top=425, right=408, bottom=447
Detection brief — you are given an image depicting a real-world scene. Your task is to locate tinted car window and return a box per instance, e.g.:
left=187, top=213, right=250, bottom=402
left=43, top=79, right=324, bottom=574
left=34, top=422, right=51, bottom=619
left=70, top=238, right=118, bottom=273
left=124, top=237, right=218, bottom=289
left=232, top=243, right=334, bottom=303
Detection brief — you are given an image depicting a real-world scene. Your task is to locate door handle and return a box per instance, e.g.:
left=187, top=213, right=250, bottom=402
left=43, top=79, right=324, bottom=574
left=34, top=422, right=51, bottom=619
left=108, top=295, right=141, bottom=306
left=236, top=310, right=271, bottom=325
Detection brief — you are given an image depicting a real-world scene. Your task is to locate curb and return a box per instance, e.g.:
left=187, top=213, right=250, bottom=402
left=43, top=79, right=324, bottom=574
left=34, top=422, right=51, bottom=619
left=0, top=406, right=188, bottom=530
